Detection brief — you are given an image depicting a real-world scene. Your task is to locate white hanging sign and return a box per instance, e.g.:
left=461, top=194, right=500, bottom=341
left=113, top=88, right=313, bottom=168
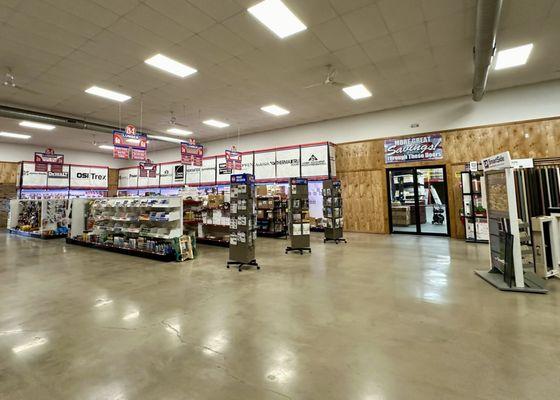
left=70, top=166, right=108, bottom=189
left=200, top=157, right=216, bottom=185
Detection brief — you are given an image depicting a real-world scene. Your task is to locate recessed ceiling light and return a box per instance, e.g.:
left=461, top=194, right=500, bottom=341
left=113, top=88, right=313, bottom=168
left=144, top=54, right=197, bottom=78
left=85, top=86, right=131, bottom=102
left=167, top=128, right=193, bottom=136
left=261, top=104, right=290, bottom=116
left=19, top=121, right=55, bottom=130
left=495, top=43, right=534, bottom=70
left=203, top=119, right=229, bottom=128
left=248, top=0, right=307, bottom=39
left=98, top=145, right=114, bottom=150
left=342, top=84, right=372, bottom=100
left=148, top=135, right=184, bottom=144
left=0, top=131, right=31, bottom=139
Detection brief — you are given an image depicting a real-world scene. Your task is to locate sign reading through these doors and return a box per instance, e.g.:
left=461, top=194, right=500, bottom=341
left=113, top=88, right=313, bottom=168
left=384, top=134, right=443, bottom=164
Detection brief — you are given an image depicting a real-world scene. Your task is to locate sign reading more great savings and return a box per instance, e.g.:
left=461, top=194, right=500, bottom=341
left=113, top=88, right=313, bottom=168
left=384, top=134, right=443, bottom=164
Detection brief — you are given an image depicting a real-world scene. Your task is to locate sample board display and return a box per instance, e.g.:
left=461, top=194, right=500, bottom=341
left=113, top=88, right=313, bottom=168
left=228, top=174, right=258, bottom=270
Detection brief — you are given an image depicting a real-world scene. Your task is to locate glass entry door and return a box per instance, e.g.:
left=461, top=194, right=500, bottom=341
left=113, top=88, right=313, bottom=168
left=387, top=166, right=450, bottom=236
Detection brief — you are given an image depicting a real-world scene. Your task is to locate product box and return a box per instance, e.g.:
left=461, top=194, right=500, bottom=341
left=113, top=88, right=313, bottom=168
left=256, top=186, right=268, bottom=196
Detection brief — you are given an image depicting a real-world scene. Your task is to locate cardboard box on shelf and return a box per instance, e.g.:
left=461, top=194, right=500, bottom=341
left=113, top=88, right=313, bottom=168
left=256, top=186, right=268, bottom=196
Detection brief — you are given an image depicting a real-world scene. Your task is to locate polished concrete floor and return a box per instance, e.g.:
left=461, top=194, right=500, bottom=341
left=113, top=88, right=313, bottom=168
left=1, top=231, right=559, bottom=400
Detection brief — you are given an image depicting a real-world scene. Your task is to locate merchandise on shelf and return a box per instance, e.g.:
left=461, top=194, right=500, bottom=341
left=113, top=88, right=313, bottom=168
left=183, top=186, right=231, bottom=246
left=286, top=178, right=311, bottom=253
left=7, top=199, right=69, bottom=238
left=256, top=195, right=288, bottom=237
left=68, top=196, right=189, bottom=261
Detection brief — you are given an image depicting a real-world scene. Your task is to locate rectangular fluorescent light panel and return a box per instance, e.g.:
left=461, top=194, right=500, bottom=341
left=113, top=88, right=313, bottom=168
left=145, top=54, right=197, bottom=78
left=85, top=86, right=131, bottom=102
left=342, top=84, right=372, bottom=100
left=19, top=121, right=55, bottom=130
left=98, top=145, right=114, bottom=150
left=167, top=128, right=193, bottom=136
left=248, top=0, right=307, bottom=39
left=0, top=131, right=31, bottom=139
left=261, top=105, right=290, bottom=116
left=148, top=135, right=184, bottom=144
left=203, top=119, right=229, bottom=128
left=495, top=43, right=534, bottom=70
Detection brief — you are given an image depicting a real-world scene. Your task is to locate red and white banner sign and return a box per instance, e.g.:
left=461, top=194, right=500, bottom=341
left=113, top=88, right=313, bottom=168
left=34, top=149, right=64, bottom=172
left=131, top=148, right=147, bottom=161
left=225, top=149, right=242, bottom=170
left=181, top=141, right=204, bottom=166
left=113, top=146, right=130, bottom=159
left=139, top=161, right=157, bottom=178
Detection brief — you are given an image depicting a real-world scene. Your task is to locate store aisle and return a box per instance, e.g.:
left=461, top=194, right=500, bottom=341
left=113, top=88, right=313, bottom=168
left=0, top=232, right=559, bottom=400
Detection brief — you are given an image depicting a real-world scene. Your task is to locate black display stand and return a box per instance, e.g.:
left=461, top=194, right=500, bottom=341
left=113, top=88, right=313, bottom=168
left=322, top=179, right=346, bottom=244
left=286, top=177, right=311, bottom=254
left=227, top=174, right=259, bottom=271
left=461, top=170, right=489, bottom=243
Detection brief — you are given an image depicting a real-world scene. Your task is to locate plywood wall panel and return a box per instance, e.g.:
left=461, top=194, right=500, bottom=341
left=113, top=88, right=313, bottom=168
left=0, top=162, right=18, bottom=185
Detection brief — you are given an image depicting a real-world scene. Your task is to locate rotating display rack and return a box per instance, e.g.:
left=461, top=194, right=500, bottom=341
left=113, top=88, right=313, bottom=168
left=286, top=178, right=311, bottom=254
left=227, top=174, right=259, bottom=271
left=322, top=179, right=346, bottom=243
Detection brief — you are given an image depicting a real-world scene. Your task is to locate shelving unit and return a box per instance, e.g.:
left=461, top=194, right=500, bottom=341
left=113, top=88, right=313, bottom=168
left=322, top=180, right=346, bottom=243
left=391, top=171, right=426, bottom=224
left=256, top=195, right=288, bottom=238
left=228, top=174, right=259, bottom=271
left=183, top=195, right=230, bottom=247
left=8, top=199, right=69, bottom=239
left=286, top=178, right=311, bottom=254
left=461, top=171, right=489, bottom=243
left=67, top=196, right=184, bottom=261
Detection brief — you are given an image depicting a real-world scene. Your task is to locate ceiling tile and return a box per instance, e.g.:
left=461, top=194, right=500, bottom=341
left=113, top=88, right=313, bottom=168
left=144, top=0, right=215, bottom=33
left=421, top=0, right=474, bottom=21
left=313, top=17, right=357, bottom=51
left=362, top=35, right=399, bottom=63
left=0, top=24, right=75, bottom=58
left=329, top=0, right=373, bottom=15
left=392, top=24, right=430, bottom=55
left=285, top=0, right=337, bottom=27
left=500, top=0, right=555, bottom=29
left=222, top=11, right=277, bottom=48
left=187, top=0, right=243, bottom=21
left=402, top=49, right=436, bottom=73
left=378, top=0, right=425, bottom=32
left=44, top=0, right=120, bottom=28
left=126, top=4, right=194, bottom=44
left=175, top=35, right=233, bottom=65
left=92, top=0, right=141, bottom=16
left=342, top=4, right=388, bottom=43
left=426, top=7, right=475, bottom=47
left=333, top=45, right=372, bottom=69
left=287, top=32, right=330, bottom=60
left=107, top=17, right=173, bottom=53
left=199, top=23, right=254, bottom=57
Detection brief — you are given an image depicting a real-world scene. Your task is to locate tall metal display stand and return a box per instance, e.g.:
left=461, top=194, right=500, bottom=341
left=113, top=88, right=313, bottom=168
left=474, top=152, right=547, bottom=294
left=286, top=178, right=311, bottom=254
left=322, top=179, right=346, bottom=243
left=461, top=170, right=489, bottom=243
left=227, top=174, right=259, bottom=271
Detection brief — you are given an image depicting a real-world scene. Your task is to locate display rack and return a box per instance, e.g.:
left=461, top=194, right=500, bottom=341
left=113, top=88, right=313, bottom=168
left=7, top=199, right=69, bottom=239
left=67, top=196, right=185, bottom=261
left=256, top=195, right=288, bottom=238
left=228, top=174, right=259, bottom=271
left=461, top=170, right=489, bottom=243
left=286, top=178, right=311, bottom=254
left=182, top=190, right=231, bottom=247
left=322, top=179, right=346, bottom=243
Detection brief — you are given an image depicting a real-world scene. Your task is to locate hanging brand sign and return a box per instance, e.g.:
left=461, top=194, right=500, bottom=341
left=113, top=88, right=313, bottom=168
left=225, top=148, right=242, bottom=170
left=69, top=166, right=108, bottom=189
left=482, top=152, right=512, bottom=171
left=34, top=148, right=64, bottom=172
left=181, top=140, right=204, bottom=166
left=301, top=145, right=328, bottom=178
left=384, top=134, right=443, bottom=164
left=113, top=127, right=148, bottom=160
left=139, top=161, right=157, bottom=178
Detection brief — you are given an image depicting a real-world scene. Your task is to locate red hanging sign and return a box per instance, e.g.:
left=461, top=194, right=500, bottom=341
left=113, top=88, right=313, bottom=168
left=34, top=148, right=64, bottom=172
left=139, top=160, right=157, bottom=178
left=181, top=139, right=203, bottom=166
left=113, top=146, right=130, bottom=159
left=225, top=148, right=242, bottom=170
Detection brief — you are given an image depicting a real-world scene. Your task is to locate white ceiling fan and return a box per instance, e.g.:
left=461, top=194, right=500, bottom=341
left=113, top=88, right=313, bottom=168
left=303, top=64, right=349, bottom=89
left=2, top=67, right=40, bottom=95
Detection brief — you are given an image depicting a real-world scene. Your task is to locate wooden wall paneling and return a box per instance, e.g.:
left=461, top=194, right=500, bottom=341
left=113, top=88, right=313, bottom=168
left=0, top=162, right=19, bottom=227
left=108, top=169, right=119, bottom=197
left=448, top=164, right=466, bottom=239
left=0, top=162, right=18, bottom=184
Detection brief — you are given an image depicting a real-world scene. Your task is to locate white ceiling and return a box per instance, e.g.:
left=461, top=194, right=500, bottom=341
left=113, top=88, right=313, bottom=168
left=1, top=0, right=559, bottom=154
